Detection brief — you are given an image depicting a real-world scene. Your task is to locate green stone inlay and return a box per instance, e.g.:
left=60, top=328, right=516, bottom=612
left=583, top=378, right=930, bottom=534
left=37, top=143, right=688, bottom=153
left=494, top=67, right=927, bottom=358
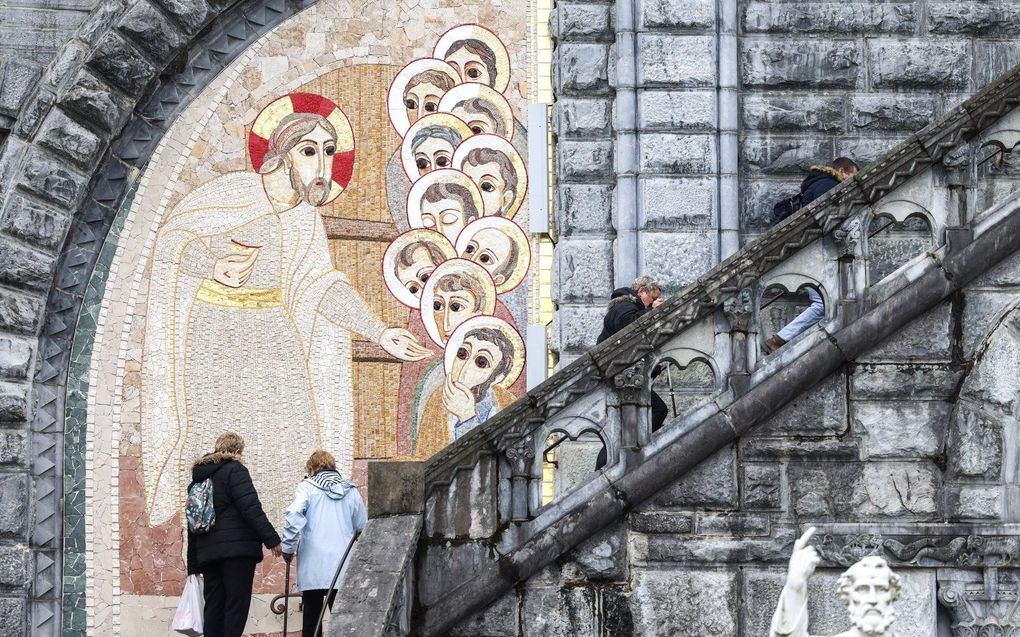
left=62, top=180, right=136, bottom=637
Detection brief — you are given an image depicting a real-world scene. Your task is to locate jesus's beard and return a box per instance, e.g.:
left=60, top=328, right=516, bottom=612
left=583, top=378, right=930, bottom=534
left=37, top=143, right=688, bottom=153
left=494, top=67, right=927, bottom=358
left=849, top=604, right=894, bottom=635
left=292, top=172, right=331, bottom=207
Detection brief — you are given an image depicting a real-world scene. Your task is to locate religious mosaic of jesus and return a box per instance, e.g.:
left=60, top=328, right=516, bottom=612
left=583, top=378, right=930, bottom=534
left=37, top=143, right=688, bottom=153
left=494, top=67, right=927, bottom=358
left=140, top=23, right=529, bottom=529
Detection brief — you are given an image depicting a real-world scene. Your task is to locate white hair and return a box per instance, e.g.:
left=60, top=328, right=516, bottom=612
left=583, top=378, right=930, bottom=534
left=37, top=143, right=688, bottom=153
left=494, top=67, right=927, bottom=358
left=632, top=275, right=660, bottom=293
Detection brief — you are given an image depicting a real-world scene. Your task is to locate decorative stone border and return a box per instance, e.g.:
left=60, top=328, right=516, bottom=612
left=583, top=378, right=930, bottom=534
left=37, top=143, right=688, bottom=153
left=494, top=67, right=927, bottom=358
left=0, top=0, right=319, bottom=634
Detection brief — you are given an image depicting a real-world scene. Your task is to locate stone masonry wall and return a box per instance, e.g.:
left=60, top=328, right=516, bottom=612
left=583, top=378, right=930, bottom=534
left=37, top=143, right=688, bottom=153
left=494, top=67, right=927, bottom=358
left=448, top=246, right=1020, bottom=635
left=739, top=0, right=1020, bottom=239
left=550, top=0, right=1020, bottom=360
left=550, top=1, right=616, bottom=362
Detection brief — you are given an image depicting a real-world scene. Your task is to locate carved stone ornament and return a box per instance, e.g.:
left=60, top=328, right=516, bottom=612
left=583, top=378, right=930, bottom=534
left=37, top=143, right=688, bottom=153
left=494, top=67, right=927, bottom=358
left=938, top=569, right=1020, bottom=637
left=613, top=359, right=646, bottom=404
left=504, top=435, right=536, bottom=474
left=833, top=215, right=864, bottom=259
left=942, top=143, right=974, bottom=170
left=814, top=533, right=1020, bottom=569
left=723, top=287, right=754, bottom=332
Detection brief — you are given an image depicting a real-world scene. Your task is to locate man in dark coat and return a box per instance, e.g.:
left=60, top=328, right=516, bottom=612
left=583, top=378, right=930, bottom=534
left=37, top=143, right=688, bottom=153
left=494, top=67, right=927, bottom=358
left=187, top=431, right=282, bottom=637
left=770, top=157, right=859, bottom=228
left=764, top=157, right=858, bottom=353
left=596, top=276, right=669, bottom=433
left=800, top=157, right=859, bottom=206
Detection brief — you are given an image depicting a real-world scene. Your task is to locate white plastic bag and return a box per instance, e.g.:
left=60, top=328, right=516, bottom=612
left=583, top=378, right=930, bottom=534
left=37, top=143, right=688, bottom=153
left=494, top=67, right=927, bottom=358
left=172, top=574, right=204, bottom=636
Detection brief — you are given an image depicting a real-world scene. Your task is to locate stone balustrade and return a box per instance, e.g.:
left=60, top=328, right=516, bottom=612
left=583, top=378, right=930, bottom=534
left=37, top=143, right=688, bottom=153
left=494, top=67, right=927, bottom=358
left=327, top=61, right=1020, bottom=636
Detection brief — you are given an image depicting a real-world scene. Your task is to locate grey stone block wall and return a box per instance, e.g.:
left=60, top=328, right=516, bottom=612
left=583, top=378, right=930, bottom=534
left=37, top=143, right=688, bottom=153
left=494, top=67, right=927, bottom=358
left=454, top=282, right=1020, bottom=634
left=550, top=0, right=1020, bottom=359
left=551, top=1, right=617, bottom=357
left=737, top=0, right=1020, bottom=241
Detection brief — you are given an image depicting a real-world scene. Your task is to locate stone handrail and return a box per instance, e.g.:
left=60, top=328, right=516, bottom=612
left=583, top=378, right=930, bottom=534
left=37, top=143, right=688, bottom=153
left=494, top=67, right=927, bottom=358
left=425, top=61, right=1020, bottom=489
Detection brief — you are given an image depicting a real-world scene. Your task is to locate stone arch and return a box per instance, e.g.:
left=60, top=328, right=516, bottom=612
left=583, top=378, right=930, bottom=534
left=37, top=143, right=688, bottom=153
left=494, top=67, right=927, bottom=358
left=0, top=1, right=318, bottom=633
left=945, top=297, right=1020, bottom=523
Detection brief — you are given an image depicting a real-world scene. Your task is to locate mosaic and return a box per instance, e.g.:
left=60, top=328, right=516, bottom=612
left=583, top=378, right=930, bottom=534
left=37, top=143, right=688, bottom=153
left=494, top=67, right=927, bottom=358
left=71, top=0, right=533, bottom=633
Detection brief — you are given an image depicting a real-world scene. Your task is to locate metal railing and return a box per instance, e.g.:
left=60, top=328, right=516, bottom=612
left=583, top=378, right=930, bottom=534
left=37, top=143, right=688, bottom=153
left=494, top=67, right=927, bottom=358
left=270, top=529, right=362, bottom=636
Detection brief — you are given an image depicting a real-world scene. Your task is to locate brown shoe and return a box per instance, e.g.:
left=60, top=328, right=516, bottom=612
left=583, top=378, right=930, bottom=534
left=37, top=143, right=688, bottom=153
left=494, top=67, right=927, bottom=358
left=764, top=334, right=787, bottom=354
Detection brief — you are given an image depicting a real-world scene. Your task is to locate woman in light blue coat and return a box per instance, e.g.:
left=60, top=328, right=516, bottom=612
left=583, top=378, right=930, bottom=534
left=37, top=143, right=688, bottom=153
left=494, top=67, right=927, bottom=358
left=281, top=450, right=367, bottom=637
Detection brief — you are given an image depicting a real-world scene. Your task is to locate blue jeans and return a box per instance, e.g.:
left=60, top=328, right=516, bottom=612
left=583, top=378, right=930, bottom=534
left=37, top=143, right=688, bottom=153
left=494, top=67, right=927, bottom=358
left=777, top=287, right=824, bottom=342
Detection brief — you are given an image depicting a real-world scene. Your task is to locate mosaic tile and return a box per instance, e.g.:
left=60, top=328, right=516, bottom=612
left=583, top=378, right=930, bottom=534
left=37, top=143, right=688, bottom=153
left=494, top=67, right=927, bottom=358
left=61, top=0, right=542, bottom=633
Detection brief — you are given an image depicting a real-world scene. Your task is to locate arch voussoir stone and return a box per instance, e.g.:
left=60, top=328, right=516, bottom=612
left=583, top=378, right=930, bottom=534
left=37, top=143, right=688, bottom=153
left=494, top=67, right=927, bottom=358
left=0, top=0, right=318, bottom=633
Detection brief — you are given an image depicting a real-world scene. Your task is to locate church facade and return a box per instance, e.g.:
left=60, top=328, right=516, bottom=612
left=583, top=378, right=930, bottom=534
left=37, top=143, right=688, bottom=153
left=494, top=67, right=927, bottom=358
left=0, top=0, right=1019, bottom=634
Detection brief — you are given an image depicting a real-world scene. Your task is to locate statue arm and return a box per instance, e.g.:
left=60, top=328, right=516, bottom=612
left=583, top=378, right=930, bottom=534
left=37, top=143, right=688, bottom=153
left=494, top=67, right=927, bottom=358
left=770, top=584, right=809, bottom=637
left=771, top=527, right=818, bottom=637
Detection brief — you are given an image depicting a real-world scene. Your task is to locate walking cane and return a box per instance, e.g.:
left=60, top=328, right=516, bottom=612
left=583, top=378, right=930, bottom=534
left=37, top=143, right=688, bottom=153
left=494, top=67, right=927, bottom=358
left=665, top=360, right=678, bottom=415
left=282, top=557, right=292, bottom=636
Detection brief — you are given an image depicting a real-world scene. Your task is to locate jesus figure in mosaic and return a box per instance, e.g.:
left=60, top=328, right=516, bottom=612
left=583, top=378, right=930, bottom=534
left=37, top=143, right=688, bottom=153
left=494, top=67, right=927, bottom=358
left=141, top=94, right=430, bottom=526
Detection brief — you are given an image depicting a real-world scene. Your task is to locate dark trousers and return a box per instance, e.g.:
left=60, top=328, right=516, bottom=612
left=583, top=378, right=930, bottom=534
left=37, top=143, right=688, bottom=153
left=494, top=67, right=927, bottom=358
left=595, top=392, right=671, bottom=469
left=202, top=557, right=257, bottom=637
left=650, top=391, right=668, bottom=432
left=302, top=588, right=337, bottom=637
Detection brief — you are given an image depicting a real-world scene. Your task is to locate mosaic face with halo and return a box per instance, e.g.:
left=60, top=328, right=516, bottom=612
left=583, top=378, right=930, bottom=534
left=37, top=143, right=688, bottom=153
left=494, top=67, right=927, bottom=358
left=419, top=258, right=498, bottom=347
left=453, top=133, right=527, bottom=218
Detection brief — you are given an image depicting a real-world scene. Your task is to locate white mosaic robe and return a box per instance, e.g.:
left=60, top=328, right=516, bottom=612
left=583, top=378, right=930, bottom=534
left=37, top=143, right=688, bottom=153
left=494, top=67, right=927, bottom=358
left=141, top=172, right=384, bottom=525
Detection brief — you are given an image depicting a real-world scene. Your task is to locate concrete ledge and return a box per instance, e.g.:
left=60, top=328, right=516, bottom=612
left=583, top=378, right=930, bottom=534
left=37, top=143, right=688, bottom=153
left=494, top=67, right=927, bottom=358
left=329, top=515, right=421, bottom=637
left=368, top=460, right=425, bottom=518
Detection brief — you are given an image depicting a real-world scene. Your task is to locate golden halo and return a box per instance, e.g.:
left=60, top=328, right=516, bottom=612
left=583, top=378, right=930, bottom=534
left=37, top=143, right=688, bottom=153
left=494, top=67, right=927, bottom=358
left=386, top=58, right=462, bottom=138
left=400, top=112, right=474, bottom=181
left=406, top=169, right=484, bottom=240
left=433, top=24, right=512, bottom=94
left=444, top=315, right=525, bottom=389
left=383, top=229, right=457, bottom=308
left=454, top=217, right=531, bottom=294
left=438, top=83, right=515, bottom=139
left=420, top=258, right=498, bottom=347
left=452, top=133, right=527, bottom=219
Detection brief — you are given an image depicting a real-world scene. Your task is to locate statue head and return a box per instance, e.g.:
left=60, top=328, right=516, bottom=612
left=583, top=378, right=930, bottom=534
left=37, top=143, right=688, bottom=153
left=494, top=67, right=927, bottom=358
left=259, top=112, right=338, bottom=207
left=837, top=556, right=901, bottom=635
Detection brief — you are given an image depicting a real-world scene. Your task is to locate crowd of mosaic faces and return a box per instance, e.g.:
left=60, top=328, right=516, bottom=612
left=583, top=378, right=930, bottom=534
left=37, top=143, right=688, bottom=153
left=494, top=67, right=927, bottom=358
left=382, top=24, right=530, bottom=442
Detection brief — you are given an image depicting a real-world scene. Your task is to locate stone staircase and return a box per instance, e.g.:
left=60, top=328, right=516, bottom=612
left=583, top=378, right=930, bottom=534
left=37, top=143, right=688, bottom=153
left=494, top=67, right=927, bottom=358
left=331, top=62, right=1020, bottom=636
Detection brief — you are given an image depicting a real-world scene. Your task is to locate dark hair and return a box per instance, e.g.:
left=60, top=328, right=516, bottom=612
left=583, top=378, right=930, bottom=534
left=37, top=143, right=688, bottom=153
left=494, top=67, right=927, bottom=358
left=423, top=183, right=481, bottom=222
left=455, top=97, right=506, bottom=135
left=397, top=240, right=447, bottom=269
left=406, top=70, right=457, bottom=97
left=436, top=273, right=486, bottom=311
left=462, top=148, right=518, bottom=213
left=411, top=125, right=463, bottom=153
left=831, top=157, right=859, bottom=174
left=460, top=326, right=515, bottom=401
left=444, top=39, right=499, bottom=87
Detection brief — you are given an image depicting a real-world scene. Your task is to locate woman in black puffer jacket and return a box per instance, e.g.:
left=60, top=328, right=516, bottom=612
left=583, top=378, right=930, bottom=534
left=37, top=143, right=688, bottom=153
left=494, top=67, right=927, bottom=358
left=186, top=431, right=282, bottom=637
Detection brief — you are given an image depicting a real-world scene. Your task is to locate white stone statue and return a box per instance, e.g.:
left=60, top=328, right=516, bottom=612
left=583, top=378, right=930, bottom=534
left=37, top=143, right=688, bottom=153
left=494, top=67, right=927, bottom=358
left=771, top=527, right=902, bottom=637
